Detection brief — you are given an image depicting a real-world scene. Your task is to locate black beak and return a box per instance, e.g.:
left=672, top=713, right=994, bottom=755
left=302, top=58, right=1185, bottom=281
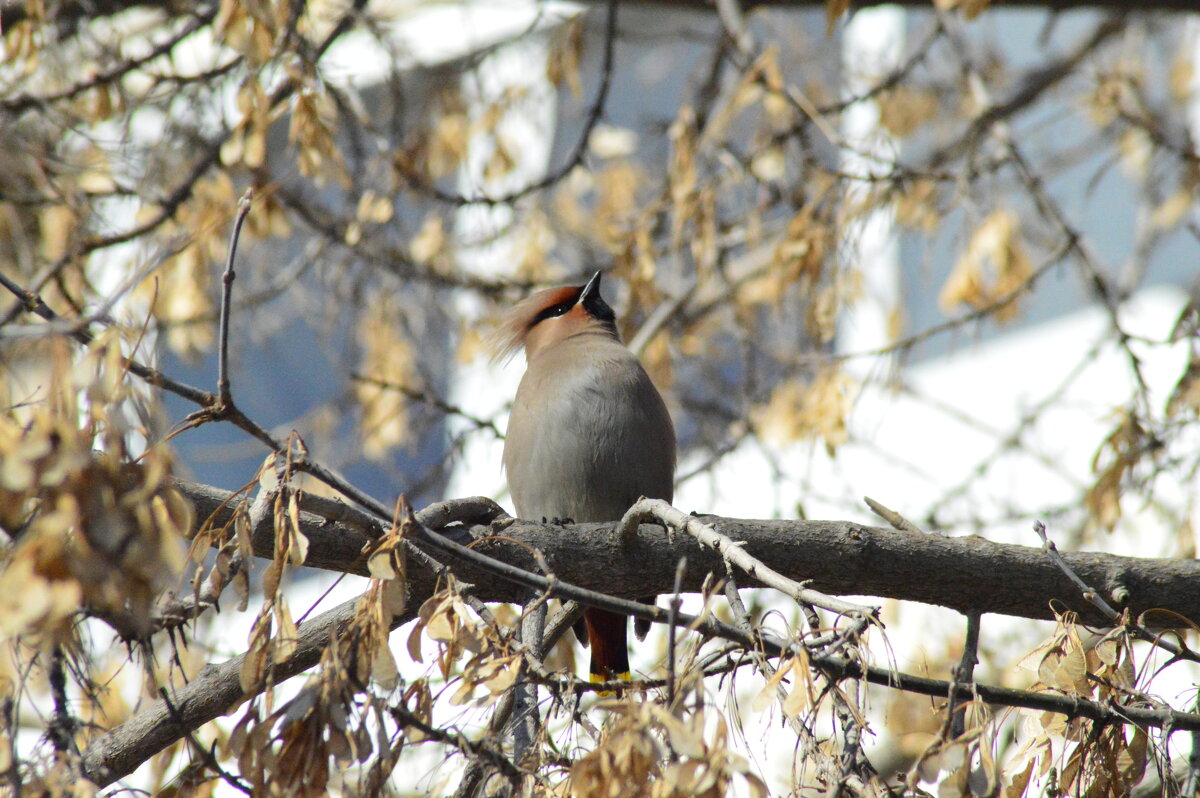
left=579, top=271, right=603, bottom=305
left=578, top=271, right=616, bottom=323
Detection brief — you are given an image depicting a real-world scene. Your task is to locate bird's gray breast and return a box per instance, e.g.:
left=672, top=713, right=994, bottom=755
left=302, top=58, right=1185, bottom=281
left=504, top=350, right=674, bottom=523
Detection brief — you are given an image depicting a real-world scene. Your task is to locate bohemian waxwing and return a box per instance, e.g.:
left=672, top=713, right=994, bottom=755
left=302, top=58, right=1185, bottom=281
left=496, top=271, right=676, bottom=683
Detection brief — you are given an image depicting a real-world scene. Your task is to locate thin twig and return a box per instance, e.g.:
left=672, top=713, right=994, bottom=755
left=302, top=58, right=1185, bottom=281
left=1, top=696, right=20, bottom=797
left=393, top=0, right=619, bottom=207
left=0, top=239, right=185, bottom=341
left=950, top=611, right=982, bottom=739
left=511, top=597, right=546, bottom=773
left=1184, top=694, right=1200, bottom=795
left=159, top=688, right=252, bottom=795
left=0, top=0, right=369, bottom=331
left=87, top=547, right=245, bottom=641
left=349, top=375, right=504, bottom=437
left=1033, top=520, right=1200, bottom=664
left=388, top=705, right=527, bottom=790
left=721, top=565, right=829, bottom=776
left=714, top=0, right=753, bottom=56
left=929, top=14, right=1127, bottom=167
left=0, top=270, right=287, bottom=453
left=864, top=496, right=928, bottom=535
left=1, top=10, right=217, bottom=114
left=217, top=188, right=253, bottom=408
left=0, top=249, right=207, bottom=402
left=666, top=557, right=686, bottom=707
left=453, top=598, right=586, bottom=798
left=46, top=646, right=75, bottom=755
left=628, top=283, right=694, bottom=358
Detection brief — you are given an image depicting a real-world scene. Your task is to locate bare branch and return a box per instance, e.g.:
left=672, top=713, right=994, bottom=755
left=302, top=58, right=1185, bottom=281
left=171, top=477, right=1200, bottom=628
left=1034, top=520, right=1200, bottom=664
left=392, top=0, right=620, bottom=207
left=0, top=253, right=212, bottom=406
left=949, top=611, right=982, bottom=739
left=216, top=189, right=254, bottom=409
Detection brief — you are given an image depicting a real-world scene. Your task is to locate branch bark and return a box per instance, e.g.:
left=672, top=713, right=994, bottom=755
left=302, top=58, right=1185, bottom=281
left=81, top=597, right=369, bottom=787
left=174, top=477, right=1200, bottom=629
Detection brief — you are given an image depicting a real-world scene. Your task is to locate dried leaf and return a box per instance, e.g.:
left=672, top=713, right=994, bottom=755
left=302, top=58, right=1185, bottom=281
left=877, top=86, right=939, bottom=138
left=286, top=492, right=308, bottom=566
left=940, top=209, right=1032, bottom=322
left=659, top=712, right=706, bottom=760
left=482, top=656, right=520, bottom=694
left=781, top=655, right=813, bottom=718
left=371, top=644, right=398, bottom=691
left=1003, top=757, right=1035, bottom=798
left=241, top=618, right=270, bottom=693
left=750, top=657, right=793, bottom=713
left=409, top=215, right=446, bottom=265
left=274, top=599, right=298, bottom=662
left=825, top=0, right=850, bottom=34
left=752, top=368, right=853, bottom=455
left=367, top=549, right=397, bottom=581
left=355, top=295, right=415, bottom=459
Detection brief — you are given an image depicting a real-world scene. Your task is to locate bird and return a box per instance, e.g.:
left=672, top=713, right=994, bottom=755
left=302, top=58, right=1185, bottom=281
left=496, top=271, right=676, bottom=685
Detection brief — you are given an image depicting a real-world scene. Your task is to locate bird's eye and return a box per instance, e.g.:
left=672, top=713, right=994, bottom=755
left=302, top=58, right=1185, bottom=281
left=535, top=301, right=574, bottom=323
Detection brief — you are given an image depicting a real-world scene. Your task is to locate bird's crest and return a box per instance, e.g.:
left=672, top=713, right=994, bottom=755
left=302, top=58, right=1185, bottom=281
left=490, top=285, right=582, bottom=363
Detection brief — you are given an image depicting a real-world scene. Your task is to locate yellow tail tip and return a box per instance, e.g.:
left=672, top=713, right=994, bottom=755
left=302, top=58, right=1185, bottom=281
left=589, top=671, right=631, bottom=696
left=589, top=671, right=631, bottom=683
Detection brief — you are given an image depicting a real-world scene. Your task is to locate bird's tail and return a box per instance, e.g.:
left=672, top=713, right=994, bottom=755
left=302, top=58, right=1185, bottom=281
left=584, top=608, right=630, bottom=691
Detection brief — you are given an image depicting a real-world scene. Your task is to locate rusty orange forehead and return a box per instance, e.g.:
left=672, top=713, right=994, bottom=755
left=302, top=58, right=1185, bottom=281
left=534, top=285, right=584, bottom=313
left=489, top=284, right=585, bottom=362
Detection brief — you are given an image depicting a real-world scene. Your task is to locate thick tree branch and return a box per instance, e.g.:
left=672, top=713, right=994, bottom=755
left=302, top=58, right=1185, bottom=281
left=81, top=594, right=372, bottom=787
left=174, top=477, right=1200, bottom=629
